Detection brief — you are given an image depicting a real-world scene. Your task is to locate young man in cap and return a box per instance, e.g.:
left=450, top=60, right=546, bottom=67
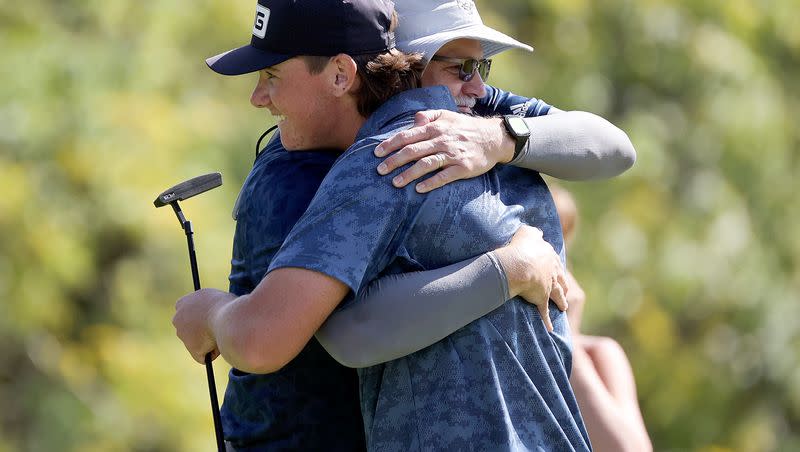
left=175, top=0, right=632, bottom=449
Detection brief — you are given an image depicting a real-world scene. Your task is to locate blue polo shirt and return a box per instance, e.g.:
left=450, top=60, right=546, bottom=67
left=224, top=145, right=364, bottom=451
left=269, top=86, right=589, bottom=451
left=222, top=85, right=583, bottom=451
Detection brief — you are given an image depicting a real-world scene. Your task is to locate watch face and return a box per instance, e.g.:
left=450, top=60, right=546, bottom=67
left=507, top=116, right=530, bottom=136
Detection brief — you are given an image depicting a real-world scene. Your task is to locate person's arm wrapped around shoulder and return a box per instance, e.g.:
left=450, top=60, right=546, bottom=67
left=478, top=85, right=636, bottom=180
left=316, top=225, right=569, bottom=367
left=316, top=253, right=508, bottom=367
left=507, top=110, right=636, bottom=180
left=373, top=85, right=636, bottom=192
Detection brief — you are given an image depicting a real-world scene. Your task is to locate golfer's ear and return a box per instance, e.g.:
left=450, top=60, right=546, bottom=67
left=330, top=54, right=358, bottom=96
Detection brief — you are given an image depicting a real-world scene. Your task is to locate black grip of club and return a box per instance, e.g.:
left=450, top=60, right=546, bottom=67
left=183, top=220, right=226, bottom=452
left=184, top=220, right=202, bottom=292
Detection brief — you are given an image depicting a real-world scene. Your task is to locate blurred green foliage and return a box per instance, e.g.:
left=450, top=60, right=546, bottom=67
left=1, top=0, right=797, bottom=450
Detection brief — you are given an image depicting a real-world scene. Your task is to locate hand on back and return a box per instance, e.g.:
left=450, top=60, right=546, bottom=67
left=493, top=225, right=568, bottom=331
left=375, top=110, right=511, bottom=193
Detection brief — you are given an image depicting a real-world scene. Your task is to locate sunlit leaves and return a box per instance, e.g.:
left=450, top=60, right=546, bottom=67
left=1, top=0, right=797, bottom=450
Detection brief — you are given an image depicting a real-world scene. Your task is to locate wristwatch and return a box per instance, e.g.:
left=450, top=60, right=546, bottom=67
left=502, top=115, right=531, bottom=162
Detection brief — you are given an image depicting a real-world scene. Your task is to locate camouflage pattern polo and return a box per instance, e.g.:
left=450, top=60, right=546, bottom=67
left=269, top=86, right=591, bottom=451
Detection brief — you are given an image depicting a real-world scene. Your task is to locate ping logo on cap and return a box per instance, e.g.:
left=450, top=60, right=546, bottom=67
left=253, top=5, right=270, bottom=39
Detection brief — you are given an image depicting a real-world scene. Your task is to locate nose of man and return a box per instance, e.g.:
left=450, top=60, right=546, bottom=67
left=461, top=73, right=487, bottom=100
left=250, top=76, right=272, bottom=108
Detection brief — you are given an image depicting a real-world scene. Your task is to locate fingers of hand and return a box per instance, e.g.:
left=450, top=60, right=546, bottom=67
left=416, top=166, right=467, bottom=193
left=380, top=141, right=439, bottom=179
left=393, top=152, right=447, bottom=187
left=379, top=143, right=443, bottom=180
left=538, top=302, right=553, bottom=332
left=375, top=122, right=437, bottom=158
left=528, top=225, right=544, bottom=237
left=173, top=305, right=214, bottom=364
left=511, top=225, right=543, bottom=244
left=414, top=109, right=443, bottom=126
left=557, top=271, right=569, bottom=297
left=192, top=352, right=206, bottom=364
left=550, top=281, right=568, bottom=312
left=187, top=336, right=217, bottom=364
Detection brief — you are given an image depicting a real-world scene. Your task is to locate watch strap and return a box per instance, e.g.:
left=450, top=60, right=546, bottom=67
left=502, top=115, right=530, bottom=162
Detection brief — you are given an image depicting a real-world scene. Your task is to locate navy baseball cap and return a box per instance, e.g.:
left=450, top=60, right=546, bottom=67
left=206, top=0, right=397, bottom=75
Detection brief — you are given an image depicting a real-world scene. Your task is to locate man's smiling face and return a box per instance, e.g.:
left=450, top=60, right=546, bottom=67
left=249, top=57, right=341, bottom=150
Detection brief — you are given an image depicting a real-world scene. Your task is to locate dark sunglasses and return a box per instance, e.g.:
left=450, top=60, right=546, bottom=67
left=430, top=56, right=492, bottom=82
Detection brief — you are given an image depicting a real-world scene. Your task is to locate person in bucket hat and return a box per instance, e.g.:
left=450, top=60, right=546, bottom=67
left=317, top=0, right=635, bottom=367
left=396, top=0, right=533, bottom=61
left=173, top=0, right=632, bottom=450
left=367, top=0, right=635, bottom=194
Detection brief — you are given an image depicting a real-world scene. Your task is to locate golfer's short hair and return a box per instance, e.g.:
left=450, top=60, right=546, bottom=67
left=351, top=50, right=424, bottom=116
left=300, top=51, right=424, bottom=117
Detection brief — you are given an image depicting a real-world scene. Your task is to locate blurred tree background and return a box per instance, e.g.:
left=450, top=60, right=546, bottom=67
left=0, top=0, right=797, bottom=450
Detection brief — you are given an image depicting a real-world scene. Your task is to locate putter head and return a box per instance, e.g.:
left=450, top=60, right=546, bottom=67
left=154, top=172, right=223, bottom=207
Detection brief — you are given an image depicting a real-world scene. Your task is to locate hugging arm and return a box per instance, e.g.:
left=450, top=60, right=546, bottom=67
left=505, top=110, right=636, bottom=180
left=316, top=225, right=567, bottom=368
left=474, top=85, right=636, bottom=180
left=374, top=85, right=635, bottom=192
left=317, top=253, right=507, bottom=368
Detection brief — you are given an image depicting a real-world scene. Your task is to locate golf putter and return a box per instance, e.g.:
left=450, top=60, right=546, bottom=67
left=154, top=172, right=225, bottom=452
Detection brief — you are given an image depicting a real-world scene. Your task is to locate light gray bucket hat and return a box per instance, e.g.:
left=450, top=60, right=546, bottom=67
left=394, top=0, right=533, bottom=61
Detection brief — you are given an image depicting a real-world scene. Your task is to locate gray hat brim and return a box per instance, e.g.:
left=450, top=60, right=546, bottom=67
left=397, top=23, right=533, bottom=62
